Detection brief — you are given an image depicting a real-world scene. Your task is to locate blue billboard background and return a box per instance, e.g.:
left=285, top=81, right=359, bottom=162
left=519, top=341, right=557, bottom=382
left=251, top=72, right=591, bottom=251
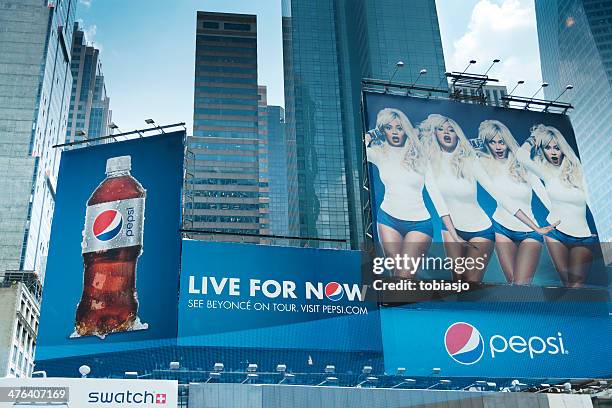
left=36, top=132, right=185, bottom=360
left=363, top=92, right=608, bottom=288
left=178, top=240, right=383, bottom=353
left=380, top=303, right=612, bottom=378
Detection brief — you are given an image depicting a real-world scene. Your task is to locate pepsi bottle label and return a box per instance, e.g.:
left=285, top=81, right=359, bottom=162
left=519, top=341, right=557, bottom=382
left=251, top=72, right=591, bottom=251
left=82, top=198, right=145, bottom=254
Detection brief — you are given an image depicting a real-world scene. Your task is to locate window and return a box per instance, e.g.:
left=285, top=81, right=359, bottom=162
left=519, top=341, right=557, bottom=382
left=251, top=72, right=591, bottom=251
left=203, top=21, right=219, bottom=29
left=224, top=23, right=251, bottom=31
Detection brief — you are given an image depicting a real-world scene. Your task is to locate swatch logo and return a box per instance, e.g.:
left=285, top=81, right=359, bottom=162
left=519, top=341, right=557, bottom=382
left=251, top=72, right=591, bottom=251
left=444, top=322, right=484, bottom=365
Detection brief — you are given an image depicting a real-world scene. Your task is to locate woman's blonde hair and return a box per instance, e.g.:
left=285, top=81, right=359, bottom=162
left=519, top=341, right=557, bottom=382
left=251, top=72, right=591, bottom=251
left=373, top=108, right=423, bottom=172
left=420, top=114, right=473, bottom=178
left=530, top=124, right=583, bottom=188
left=478, top=120, right=527, bottom=183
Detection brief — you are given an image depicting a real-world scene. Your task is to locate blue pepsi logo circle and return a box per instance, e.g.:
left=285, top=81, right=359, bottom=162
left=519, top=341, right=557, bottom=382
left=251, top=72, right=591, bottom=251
left=444, top=322, right=484, bottom=365
left=93, top=209, right=123, bottom=242
left=325, top=282, right=344, bottom=302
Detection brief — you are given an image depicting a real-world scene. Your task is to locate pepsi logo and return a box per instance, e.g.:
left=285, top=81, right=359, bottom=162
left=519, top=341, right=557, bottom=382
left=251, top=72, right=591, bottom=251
left=324, top=282, right=344, bottom=302
left=444, top=322, right=484, bottom=365
left=93, top=210, right=123, bottom=242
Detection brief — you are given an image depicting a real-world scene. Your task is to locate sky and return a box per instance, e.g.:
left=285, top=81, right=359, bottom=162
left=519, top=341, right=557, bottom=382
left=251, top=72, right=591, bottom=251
left=76, top=0, right=544, bottom=135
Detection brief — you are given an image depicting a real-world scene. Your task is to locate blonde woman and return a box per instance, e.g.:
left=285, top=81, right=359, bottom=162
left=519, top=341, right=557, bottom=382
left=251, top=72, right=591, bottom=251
left=365, top=108, right=450, bottom=278
left=420, top=114, right=550, bottom=283
left=517, top=124, right=596, bottom=287
left=478, top=120, right=557, bottom=285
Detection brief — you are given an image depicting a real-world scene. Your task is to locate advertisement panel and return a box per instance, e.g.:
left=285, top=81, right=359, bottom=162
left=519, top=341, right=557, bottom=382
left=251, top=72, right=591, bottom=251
left=0, top=378, right=177, bottom=408
left=37, top=132, right=185, bottom=360
left=380, top=304, right=612, bottom=378
left=178, top=240, right=382, bottom=352
left=363, top=91, right=607, bottom=289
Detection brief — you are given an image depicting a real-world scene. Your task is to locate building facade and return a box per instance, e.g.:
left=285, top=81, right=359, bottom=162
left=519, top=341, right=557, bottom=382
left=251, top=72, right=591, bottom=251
left=535, top=0, right=612, bottom=244
left=67, top=22, right=112, bottom=143
left=0, top=276, right=39, bottom=378
left=187, top=12, right=269, bottom=242
left=266, top=104, right=291, bottom=237
left=282, top=0, right=447, bottom=249
left=0, top=0, right=75, bottom=281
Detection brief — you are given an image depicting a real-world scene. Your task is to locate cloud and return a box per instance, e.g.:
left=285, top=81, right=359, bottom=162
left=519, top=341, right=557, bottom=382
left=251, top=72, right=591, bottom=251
left=79, top=0, right=92, bottom=7
left=447, top=0, right=543, bottom=97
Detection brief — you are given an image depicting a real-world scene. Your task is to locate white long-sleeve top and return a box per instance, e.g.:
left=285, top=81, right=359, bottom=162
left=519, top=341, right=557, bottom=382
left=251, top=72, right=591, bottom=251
left=431, top=152, right=521, bottom=232
left=367, top=145, right=449, bottom=221
left=516, top=147, right=592, bottom=238
left=484, top=158, right=551, bottom=232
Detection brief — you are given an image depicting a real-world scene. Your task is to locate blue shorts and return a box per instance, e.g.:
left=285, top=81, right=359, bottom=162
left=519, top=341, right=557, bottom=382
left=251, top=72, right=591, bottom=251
left=377, top=209, right=433, bottom=238
left=441, top=223, right=495, bottom=241
left=546, top=228, right=598, bottom=245
left=493, top=221, right=543, bottom=243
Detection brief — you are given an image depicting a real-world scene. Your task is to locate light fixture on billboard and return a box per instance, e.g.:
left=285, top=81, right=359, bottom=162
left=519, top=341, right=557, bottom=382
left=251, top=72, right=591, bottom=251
left=409, top=69, right=427, bottom=88
left=276, top=364, right=287, bottom=373
left=396, top=367, right=406, bottom=376
left=487, top=382, right=497, bottom=390
left=551, top=84, right=574, bottom=103
left=530, top=82, right=549, bottom=99
left=389, top=61, right=405, bottom=83
left=484, top=58, right=501, bottom=76
left=246, top=363, right=258, bottom=373
left=324, top=365, right=335, bottom=374
left=169, top=361, right=180, bottom=370
left=205, top=371, right=221, bottom=383
left=508, top=80, right=525, bottom=96
left=431, top=367, right=441, bottom=375
left=124, top=371, right=138, bottom=379
left=391, top=378, right=416, bottom=389
left=108, top=122, right=120, bottom=141
left=563, top=382, right=573, bottom=393
left=463, top=380, right=488, bottom=391
left=75, top=130, right=87, bottom=138
left=145, top=118, right=165, bottom=134
left=241, top=373, right=258, bottom=384
left=316, top=376, right=339, bottom=386
left=78, top=365, right=91, bottom=378
left=31, top=371, right=47, bottom=378
left=361, top=365, right=372, bottom=375
left=213, top=362, right=224, bottom=372
left=427, top=379, right=451, bottom=389
left=460, top=59, right=477, bottom=75
left=356, top=376, right=378, bottom=388
left=278, top=372, right=295, bottom=384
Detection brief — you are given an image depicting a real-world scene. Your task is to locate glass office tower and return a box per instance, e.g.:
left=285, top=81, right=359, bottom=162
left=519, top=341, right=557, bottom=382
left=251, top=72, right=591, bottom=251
left=535, top=0, right=612, bottom=244
left=282, top=0, right=447, bottom=249
left=0, top=0, right=75, bottom=280
left=266, top=104, right=290, bottom=236
left=67, top=22, right=112, bottom=143
left=188, top=12, right=269, bottom=242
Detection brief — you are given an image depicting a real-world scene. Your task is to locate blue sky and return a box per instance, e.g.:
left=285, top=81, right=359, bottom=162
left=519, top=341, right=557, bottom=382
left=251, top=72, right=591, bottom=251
left=76, top=0, right=543, bottom=135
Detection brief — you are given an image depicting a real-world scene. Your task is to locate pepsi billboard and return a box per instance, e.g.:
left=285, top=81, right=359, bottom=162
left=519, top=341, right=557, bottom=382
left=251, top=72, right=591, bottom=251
left=37, top=132, right=185, bottom=361
left=380, top=304, right=612, bottom=378
left=363, top=91, right=608, bottom=289
left=178, top=240, right=383, bottom=353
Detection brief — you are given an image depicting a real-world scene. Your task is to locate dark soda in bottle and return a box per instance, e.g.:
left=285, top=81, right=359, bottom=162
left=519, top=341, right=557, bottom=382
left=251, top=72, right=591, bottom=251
left=75, top=156, right=146, bottom=338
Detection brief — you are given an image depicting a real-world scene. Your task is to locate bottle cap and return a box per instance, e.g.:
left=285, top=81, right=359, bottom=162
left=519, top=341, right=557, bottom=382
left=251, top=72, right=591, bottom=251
left=106, top=156, right=131, bottom=174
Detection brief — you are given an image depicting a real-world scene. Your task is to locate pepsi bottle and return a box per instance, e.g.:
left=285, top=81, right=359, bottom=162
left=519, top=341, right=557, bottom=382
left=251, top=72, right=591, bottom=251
left=75, top=156, right=146, bottom=338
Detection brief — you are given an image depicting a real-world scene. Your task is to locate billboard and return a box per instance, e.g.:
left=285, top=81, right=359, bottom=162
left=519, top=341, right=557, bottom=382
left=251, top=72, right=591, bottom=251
left=363, top=92, right=607, bottom=289
left=380, top=303, right=612, bottom=378
left=0, top=378, right=177, bottom=408
left=178, top=240, right=383, bottom=353
left=37, top=132, right=185, bottom=360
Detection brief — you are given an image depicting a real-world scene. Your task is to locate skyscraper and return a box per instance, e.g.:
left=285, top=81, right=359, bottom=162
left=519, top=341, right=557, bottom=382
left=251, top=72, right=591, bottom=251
left=67, top=22, right=112, bottom=143
left=0, top=0, right=75, bottom=281
left=187, top=12, right=269, bottom=242
left=535, top=0, right=611, bottom=244
left=0, top=0, right=75, bottom=378
left=282, top=0, right=447, bottom=249
left=266, top=104, right=291, bottom=236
